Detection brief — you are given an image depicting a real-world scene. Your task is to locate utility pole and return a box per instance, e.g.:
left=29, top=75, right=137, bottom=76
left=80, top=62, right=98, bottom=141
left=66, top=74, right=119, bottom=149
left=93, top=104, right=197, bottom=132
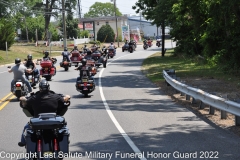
left=62, top=0, right=67, bottom=48
left=113, top=0, right=119, bottom=47
left=78, top=0, right=81, bottom=19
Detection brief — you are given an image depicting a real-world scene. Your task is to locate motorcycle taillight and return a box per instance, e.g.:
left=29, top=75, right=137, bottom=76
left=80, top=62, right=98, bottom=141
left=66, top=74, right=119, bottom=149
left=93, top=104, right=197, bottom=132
left=16, top=84, right=21, bottom=87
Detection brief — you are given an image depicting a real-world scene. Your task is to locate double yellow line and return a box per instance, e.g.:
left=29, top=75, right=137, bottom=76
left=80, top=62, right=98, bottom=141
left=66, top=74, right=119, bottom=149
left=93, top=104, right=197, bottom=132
left=0, top=93, right=15, bottom=111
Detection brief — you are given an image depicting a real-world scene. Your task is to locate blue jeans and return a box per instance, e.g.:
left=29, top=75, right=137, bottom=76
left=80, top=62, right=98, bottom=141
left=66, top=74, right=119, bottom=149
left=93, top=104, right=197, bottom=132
left=11, top=76, right=32, bottom=93
left=62, top=55, right=71, bottom=62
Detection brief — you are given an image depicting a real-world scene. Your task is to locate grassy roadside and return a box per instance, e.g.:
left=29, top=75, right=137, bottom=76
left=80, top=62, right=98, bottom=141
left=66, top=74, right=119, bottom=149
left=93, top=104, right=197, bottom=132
left=142, top=49, right=240, bottom=88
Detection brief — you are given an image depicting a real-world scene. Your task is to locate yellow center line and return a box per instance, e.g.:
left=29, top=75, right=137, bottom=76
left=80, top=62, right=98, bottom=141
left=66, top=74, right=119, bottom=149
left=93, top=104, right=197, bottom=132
left=0, top=93, right=13, bottom=104
left=0, top=95, right=16, bottom=111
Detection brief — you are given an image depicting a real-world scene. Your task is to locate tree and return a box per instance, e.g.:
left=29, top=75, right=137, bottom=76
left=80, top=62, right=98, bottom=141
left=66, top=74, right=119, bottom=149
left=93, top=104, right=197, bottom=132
left=0, top=18, right=15, bottom=50
left=80, top=30, right=90, bottom=38
left=97, top=24, right=115, bottom=42
left=84, top=2, right=122, bottom=18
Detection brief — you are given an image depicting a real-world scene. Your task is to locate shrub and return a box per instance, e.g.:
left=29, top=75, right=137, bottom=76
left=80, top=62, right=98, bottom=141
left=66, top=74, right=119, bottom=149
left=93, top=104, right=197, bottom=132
left=97, top=24, right=115, bottom=43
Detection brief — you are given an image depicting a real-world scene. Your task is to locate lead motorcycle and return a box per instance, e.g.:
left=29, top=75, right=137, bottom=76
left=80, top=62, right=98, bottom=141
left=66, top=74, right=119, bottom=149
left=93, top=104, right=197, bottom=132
left=20, top=94, right=70, bottom=160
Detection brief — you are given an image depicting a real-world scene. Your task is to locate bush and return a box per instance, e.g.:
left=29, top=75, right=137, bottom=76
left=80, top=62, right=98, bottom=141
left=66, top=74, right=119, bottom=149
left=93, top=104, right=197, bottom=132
left=89, top=40, right=101, bottom=45
left=97, top=24, right=115, bottom=43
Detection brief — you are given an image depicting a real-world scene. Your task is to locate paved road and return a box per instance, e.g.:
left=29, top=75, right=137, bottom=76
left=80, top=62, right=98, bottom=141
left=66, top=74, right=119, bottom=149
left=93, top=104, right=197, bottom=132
left=0, top=42, right=240, bottom=160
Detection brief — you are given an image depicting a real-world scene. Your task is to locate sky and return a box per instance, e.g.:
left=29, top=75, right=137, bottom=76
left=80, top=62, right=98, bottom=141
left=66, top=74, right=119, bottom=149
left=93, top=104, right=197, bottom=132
left=77, top=0, right=139, bottom=17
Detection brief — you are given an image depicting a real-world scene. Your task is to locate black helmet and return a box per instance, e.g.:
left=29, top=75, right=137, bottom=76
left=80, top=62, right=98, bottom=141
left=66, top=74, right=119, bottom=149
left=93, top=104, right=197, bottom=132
left=74, top=46, right=77, bottom=49
left=15, top=58, right=21, bottom=64
left=110, top=42, right=113, bottom=45
left=81, top=59, right=87, bottom=66
left=27, top=54, right=32, bottom=61
left=87, top=50, right=92, bottom=55
left=39, top=79, right=50, bottom=91
left=64, top=47, right=68, bottom=51
left=44, top=51, right=49, bottom=57
left=84, top=44, right=87, bottom=47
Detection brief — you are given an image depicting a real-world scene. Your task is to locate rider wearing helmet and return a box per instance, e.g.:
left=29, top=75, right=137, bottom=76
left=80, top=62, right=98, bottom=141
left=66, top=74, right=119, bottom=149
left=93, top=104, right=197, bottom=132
left=71, top=46, right=79, bottom=52
left=75, top=59, right=95, bottom=84
left=8, top=58, right=32, bottom=94
left=43, top=51, right=57, bottom=75
left=108, top=42, right=116, bottom=56
left=18, top=79, right=71, bottom=147
left=24, top=54, right=40, bottom=78
left=61, top=47, right=71, bottom=62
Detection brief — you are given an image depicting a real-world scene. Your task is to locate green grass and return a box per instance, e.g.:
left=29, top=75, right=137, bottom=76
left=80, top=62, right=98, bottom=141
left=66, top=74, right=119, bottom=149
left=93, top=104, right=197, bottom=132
left=142, top=49, right=240, bottom=88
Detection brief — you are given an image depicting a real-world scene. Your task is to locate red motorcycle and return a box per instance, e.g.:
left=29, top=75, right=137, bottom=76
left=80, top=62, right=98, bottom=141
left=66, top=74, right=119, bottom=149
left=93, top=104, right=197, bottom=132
left=70, top=50, right=83, bottom=67
left=147, top=40, right=153, bottom=47
left=39, top=58, right=57, bottom=81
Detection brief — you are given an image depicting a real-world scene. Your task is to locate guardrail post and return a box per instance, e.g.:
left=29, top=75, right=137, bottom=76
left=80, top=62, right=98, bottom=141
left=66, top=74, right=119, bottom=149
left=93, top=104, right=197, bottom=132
left=235, top=116, right=240, bottom=126
left=191, top=97, right=196, bottom=104
left=209, top=106, right=215, bottom=115
left=221, top=110, right=227, bottom=119
left=199, top=101, right=205, bottom=109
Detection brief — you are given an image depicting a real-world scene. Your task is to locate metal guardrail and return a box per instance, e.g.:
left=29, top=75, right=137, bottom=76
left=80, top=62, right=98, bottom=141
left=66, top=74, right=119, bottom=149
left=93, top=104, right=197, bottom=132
left=163, top=69, right=240, bottom=125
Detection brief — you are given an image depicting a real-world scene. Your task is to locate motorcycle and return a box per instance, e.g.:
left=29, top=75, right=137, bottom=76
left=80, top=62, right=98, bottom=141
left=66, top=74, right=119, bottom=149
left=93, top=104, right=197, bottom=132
left=156, top=39, right=161, bottom=47
left=76, top=67, right=95, bottom=97
left=39, top=58, right=57, bottom=81
left=147, top=40, right=153, bottom=47
left=25, top=68, right=40, bottom=87
left=60, top=57, right=71, bottom=71
left=8, top=66, right=29, bottom=100
left=143, top=41, right=148, bottom=50
left=20, top=94, right=70, bottom=159
left=101, top=47, right=108, bottom=68
left=108, top=48, right=116, bottom=58
left=122, top=43, right=129, bottom=52
left=128, top=44, right=135, bottom=53
left=70, top=50, right=83, bottom=67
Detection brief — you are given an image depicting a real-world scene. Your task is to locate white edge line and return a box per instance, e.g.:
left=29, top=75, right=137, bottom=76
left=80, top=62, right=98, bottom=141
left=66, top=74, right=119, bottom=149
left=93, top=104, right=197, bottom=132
left=0, top=71, right=7, bottom=74
left=98, top=53, right=147, bottom=160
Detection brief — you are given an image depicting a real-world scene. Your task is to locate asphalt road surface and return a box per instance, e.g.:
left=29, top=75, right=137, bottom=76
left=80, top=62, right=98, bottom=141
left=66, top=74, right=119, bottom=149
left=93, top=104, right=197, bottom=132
left=0, top=41, right=240, bottom=160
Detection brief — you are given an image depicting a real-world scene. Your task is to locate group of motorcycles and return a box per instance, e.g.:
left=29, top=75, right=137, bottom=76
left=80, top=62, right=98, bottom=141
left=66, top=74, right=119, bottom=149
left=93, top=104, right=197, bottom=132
left=143, top=39, right=162, bottom=50
left=58, top=45, right=116, bottom=97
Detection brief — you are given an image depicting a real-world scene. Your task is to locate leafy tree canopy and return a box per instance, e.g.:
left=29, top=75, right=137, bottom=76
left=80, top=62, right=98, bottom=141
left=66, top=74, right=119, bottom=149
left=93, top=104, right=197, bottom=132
left=84, top=2, right=122, bottom=18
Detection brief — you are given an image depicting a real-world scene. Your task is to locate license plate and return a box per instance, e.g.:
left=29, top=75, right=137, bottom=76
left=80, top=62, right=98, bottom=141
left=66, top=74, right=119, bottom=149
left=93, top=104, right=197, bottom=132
left=45, top=68, right=48, bottom=70
left=16, top=87, right=21, bottom=90
left=82, top=79, right=88, bottom=82
left=74, top=57, right=77, bottom=60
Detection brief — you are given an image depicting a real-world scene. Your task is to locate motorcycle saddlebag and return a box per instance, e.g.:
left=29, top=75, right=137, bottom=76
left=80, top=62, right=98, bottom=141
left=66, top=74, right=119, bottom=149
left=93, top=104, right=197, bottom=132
left=50, top=67, right=55, bottom=75
left=40, top=60, right=53, bottom=68
left=58, top=127, right=70, bottom=153
left=25, top=129, right=37, bottom=155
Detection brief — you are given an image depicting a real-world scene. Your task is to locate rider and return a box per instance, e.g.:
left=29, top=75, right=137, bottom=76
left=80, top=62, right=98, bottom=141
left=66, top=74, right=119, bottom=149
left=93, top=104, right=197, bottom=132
left=18, top=79, right=71, bottom=147
left=43, top=51, right=56, bottom=75
left=71, top=46, right=79, bottom=52
left=61, top=47, right=71, bottom=62
left=75, top=59, right=95, bottom=84
left=8, top=58, right=32, bottom=94
left=83, top=44, right=88, bottom=53
left=108, top=42, right=116, bottom=55
left=24, top=54, right=40, bottom=78
left=84, top=50, right=93, bottom=60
